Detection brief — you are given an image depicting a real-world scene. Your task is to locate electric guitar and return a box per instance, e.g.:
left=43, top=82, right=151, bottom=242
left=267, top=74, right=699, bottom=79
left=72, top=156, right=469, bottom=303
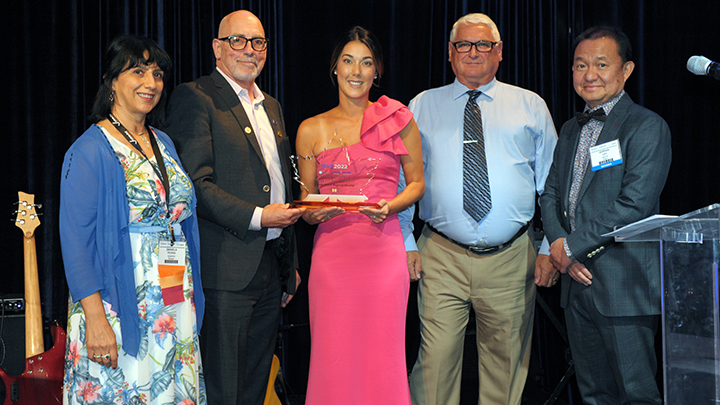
left=0, top=192, right=65, bottom=404
left=263, top=354, right=282, bottom=405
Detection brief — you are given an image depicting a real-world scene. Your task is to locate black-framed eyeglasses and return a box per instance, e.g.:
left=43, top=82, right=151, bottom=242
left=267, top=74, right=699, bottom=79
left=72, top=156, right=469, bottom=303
left=452, top=40, right=498, bottom=53
left=218, top=35, right=269, bottom=52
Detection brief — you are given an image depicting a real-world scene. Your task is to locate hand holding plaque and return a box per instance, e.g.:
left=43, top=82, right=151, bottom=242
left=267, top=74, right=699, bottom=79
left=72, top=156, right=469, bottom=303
left=290, top=142, right=384, bottom=225
left=358, top=198, right=390, bottom=224
left=290, top=194, right=381, bottom=213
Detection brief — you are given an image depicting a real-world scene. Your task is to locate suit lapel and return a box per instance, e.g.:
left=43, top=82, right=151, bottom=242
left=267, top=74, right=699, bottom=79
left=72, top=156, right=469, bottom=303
left=577, top=94, right=633, bottom=202
left=263, top=101, right=295, bottom=202
left=562, top=125, right=582, bottom=206
left=210, top=70, right=266, bottom=165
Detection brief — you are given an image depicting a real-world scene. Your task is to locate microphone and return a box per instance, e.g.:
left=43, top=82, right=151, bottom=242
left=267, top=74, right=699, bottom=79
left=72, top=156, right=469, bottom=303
left=687, top=55, right=720, bottom=80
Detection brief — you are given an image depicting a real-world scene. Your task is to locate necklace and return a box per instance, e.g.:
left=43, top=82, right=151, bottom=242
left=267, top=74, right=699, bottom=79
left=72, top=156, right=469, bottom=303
left=135, top=131, right=151, bottom=148
left=108, top=113, right=150, bottom=148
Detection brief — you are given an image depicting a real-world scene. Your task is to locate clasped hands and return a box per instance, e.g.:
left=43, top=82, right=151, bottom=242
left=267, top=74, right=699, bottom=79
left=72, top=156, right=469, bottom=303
left=547, top=238, right=593, bottom=286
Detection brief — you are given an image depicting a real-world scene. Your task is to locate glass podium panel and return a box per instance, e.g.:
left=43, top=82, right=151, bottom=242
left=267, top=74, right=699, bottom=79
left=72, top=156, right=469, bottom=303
left=608, top=204, right=720, bottom=403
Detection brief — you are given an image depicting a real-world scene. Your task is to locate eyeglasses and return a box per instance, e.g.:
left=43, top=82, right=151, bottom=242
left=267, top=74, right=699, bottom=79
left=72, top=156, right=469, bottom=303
left=452, top=40, right=498, bottom=53
left=218, top=35, right=269, bottom=52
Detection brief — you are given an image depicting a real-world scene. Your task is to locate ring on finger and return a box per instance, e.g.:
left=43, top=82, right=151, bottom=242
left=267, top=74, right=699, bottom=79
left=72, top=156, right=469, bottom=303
left=93, top=355, right=102, bottom=359
left=102, top=354, right=110, bottom=360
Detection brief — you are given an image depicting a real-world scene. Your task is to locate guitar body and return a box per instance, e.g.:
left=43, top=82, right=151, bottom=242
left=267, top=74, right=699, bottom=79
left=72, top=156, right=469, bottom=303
left=0, top=324, right=66, bottom=404
left=0, top=192, right=66, bottom=404
left=263, top=354, right=282, bottom=405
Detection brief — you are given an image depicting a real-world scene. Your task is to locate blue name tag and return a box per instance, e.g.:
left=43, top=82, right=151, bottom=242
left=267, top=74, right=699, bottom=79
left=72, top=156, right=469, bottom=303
left=590, top=140, right=622, bottom=171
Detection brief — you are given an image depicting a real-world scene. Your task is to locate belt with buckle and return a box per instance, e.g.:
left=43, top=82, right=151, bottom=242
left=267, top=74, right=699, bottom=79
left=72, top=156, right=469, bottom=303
left=427, top=222, right=530, bottom=255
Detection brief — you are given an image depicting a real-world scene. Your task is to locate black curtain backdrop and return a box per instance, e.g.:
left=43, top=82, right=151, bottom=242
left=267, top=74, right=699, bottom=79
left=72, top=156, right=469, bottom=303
left=4, top=0, right=720, bottom=402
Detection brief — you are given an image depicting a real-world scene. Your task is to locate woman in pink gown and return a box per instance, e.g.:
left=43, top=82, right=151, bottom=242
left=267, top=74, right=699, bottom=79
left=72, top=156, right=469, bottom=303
left=295, top=27, right=425, bottom=404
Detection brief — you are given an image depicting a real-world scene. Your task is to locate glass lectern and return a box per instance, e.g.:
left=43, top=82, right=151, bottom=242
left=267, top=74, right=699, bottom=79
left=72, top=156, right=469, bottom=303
left=608, top=204, right=720, bottom=403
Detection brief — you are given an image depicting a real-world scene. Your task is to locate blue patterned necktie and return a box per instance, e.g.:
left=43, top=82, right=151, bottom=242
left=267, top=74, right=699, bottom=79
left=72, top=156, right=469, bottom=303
left=463, top=90, right=492, bottom=223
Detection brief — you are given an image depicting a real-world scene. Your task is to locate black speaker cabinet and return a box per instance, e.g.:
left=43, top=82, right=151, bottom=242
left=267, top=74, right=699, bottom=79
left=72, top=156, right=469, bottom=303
left=0, top=314, right=26, bottom=403
left=0, top=314, right=26, bottom=376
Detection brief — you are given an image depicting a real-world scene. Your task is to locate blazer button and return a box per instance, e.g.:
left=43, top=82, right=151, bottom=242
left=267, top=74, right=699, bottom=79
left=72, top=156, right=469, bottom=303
left=564, top=211, right=567, bottom=217
left=263, top=185, right=270, bottom=192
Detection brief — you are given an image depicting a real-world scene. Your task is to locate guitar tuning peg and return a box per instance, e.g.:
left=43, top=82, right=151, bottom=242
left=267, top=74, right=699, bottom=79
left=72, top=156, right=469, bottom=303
left=12, top=209, right=26, bottom=216
left=30, top=213, right=43, bottom=219
left=14, top=219, right=25, bottom=225
left=32, top=204, right=42, bottom=209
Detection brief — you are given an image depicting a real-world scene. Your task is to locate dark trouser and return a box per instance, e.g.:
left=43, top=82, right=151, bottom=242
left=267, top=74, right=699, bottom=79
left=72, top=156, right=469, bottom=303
left=565, top=282, right=661, bottom=405
left=201, top=242, right=282, bottom=405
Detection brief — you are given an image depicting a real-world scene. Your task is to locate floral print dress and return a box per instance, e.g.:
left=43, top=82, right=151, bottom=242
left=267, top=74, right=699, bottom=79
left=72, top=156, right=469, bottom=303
left=62, top=127, right=206, bottom=405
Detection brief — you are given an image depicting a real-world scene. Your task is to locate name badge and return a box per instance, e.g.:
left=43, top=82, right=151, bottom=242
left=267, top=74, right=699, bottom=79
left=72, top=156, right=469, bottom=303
left=158, top=240, right=187, bottom=306
left=590, top=140, right=622, bottom=171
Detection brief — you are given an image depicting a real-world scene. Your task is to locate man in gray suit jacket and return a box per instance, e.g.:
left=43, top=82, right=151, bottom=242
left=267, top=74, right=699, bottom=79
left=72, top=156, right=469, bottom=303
left=164, top=10, right=304, bottom=405
left=540, top=26, right=671, bottom=404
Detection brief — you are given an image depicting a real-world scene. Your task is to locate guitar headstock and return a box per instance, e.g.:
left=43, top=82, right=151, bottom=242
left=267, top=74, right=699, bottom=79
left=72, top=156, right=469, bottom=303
left=14, top=191, right=42, bottom=238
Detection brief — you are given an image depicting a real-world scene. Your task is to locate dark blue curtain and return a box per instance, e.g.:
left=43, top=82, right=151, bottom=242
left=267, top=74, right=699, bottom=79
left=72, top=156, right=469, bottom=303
left=4, top=0, right=720, bottom=402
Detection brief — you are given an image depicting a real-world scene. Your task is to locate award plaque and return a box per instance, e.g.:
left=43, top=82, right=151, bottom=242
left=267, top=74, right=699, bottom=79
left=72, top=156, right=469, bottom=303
left=289, top=145, right=382, bottom=212
left=290, top=194, right=381, bottom=212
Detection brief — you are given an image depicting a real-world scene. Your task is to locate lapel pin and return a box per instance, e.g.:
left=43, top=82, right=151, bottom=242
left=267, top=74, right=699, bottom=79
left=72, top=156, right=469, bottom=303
left=277, top=131, right=283, bottom=138
left=244, top=127, right=252, bottom=134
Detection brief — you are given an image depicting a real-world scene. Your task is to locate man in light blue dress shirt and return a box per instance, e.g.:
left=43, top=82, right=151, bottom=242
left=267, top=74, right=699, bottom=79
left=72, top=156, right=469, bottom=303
left=400, top=13, right=558, bottom=405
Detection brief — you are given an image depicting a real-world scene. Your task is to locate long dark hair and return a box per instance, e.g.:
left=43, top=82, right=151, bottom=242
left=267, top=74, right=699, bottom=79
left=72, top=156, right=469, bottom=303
left=329, top=26, right=384, bottom=86
left=89, top=35, right=172, bottom=124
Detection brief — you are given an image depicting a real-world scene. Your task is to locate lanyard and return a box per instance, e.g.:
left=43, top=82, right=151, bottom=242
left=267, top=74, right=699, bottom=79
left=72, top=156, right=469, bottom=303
left=108, top=114, right=172, bottom=229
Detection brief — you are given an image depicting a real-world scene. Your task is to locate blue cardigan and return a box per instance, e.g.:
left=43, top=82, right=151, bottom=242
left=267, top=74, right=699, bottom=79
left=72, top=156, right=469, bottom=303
left=59, top=125, right=204, bottom=357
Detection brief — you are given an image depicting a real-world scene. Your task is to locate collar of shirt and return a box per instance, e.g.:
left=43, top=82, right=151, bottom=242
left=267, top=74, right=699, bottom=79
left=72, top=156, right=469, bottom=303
left=451, top=77, right=498, bottom=104
left=583, top=89, right=625, bottom=116
left=215, top=67, right=265, bottom=104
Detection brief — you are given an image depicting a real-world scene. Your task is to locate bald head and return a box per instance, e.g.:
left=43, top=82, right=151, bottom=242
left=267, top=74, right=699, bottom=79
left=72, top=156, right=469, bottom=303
left=218, top=10, right=264, bottom=39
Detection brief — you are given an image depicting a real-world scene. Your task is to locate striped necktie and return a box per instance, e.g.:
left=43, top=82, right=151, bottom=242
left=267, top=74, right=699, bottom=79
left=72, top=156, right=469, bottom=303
left=463, top=90, right=492, bottom=223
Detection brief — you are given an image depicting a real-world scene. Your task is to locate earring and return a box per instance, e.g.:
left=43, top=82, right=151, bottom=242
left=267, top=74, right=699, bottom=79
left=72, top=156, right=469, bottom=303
left=374, top=75, right=378, bottom=79
left=333, top=71, right=337, bottom=75
left=109, top=91, right=115, bottom=103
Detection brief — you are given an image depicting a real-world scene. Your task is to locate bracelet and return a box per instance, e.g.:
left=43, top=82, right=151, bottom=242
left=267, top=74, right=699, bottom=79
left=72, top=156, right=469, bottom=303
left=563, top=239, right=575, bottom=262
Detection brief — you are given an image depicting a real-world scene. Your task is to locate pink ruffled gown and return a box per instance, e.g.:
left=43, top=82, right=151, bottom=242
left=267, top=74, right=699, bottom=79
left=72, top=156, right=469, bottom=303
left=305, top=96, right=412, bottom=404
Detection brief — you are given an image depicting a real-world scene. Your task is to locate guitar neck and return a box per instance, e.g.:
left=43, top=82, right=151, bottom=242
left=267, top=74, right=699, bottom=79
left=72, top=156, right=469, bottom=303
left=23, top=233, right=43, bottom=358
left=15, top=191, right=44, bottom=359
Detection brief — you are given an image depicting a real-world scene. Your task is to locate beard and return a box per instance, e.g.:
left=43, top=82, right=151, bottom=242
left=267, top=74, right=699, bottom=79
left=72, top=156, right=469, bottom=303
left=230, top=57, right=263, bottom=83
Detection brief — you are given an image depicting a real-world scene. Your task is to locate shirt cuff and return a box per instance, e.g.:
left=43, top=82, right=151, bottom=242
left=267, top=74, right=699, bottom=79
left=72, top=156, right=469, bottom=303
left=250, top=207, right=263, bottom=231
left=538, top=236, right=550, bottom=255
left=403, top=227, right=418, bottom=252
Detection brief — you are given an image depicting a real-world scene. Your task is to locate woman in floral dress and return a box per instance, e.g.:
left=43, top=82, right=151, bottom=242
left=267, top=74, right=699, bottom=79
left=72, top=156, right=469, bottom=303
left=59, top=35, right=205, bottom=404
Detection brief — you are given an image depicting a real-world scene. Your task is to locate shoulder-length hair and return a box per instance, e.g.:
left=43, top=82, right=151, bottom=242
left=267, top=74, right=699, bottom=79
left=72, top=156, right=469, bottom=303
left=89, top=35, right=172, bottom=123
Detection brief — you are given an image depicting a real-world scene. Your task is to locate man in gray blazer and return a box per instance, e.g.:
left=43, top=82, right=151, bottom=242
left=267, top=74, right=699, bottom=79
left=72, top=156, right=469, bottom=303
left=164, top=10, right=304, bottom=405
left=540, top=26, right=671, bottom=404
